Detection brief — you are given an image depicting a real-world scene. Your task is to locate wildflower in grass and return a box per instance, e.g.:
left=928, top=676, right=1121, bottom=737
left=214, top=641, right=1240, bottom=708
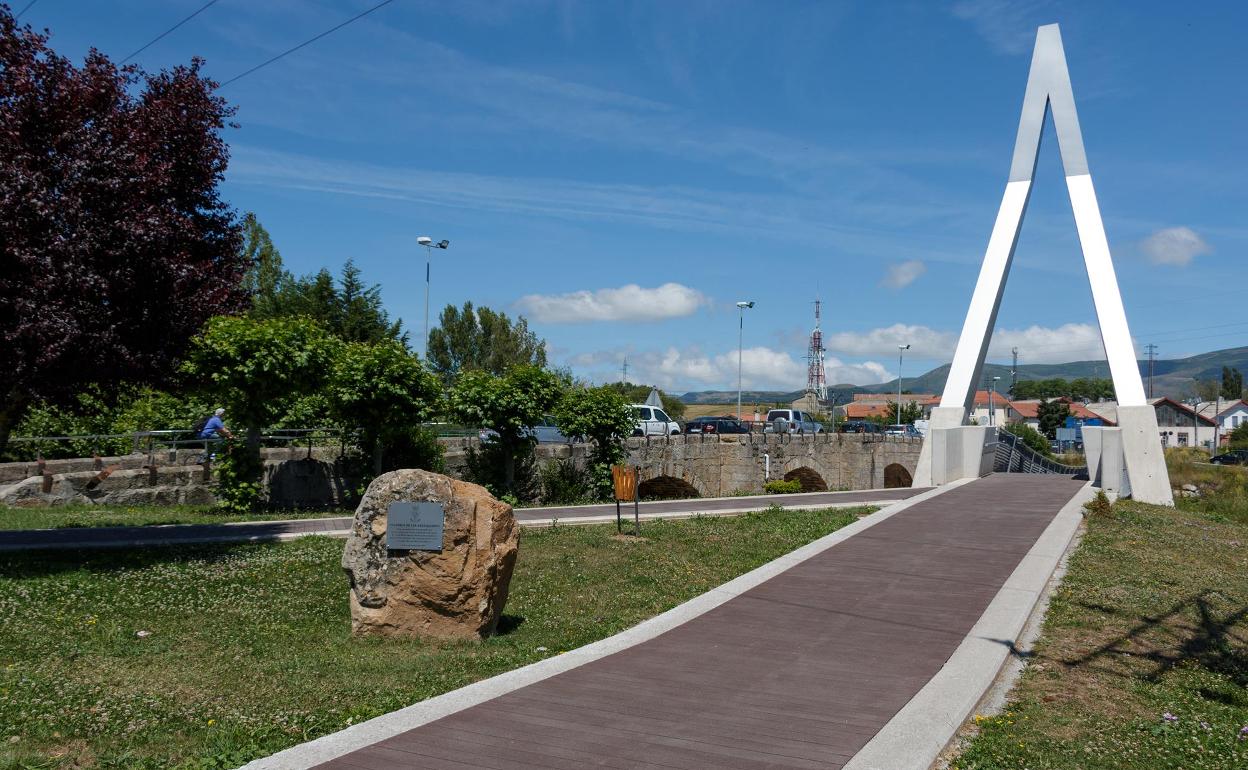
left=1240, top=724, right=1248, bottom=740
left=1162, top=712, right=1178, bottom=723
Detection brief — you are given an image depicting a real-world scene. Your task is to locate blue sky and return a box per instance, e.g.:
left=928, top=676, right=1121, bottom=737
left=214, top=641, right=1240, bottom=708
left=19, top=0, right=1247, bottom=392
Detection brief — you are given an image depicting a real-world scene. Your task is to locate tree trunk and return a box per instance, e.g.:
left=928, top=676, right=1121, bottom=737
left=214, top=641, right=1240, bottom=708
left=0, top=391, right=30, bottom=459
left=373, top=436, right=384, bottom=477
left=504, top=449, right=516, bottom=495
left=246, top=425, right=261, bottom=455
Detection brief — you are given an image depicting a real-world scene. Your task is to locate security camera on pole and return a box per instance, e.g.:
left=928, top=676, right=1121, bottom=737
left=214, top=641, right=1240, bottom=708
left=417, top=236, right=450, bottom=360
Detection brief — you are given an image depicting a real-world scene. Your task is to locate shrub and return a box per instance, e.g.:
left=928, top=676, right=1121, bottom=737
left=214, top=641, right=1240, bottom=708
left=215, top=440, right=266, bottom=512
left=539, top=457, right=595, bottom=505
left=463, top=440, right=540, bottom=503
left=764, top=479, right=802, bottom=494
left=1000, top=421, right=1053, bottom=458
left=1083, top=489, right=1112, bottom=517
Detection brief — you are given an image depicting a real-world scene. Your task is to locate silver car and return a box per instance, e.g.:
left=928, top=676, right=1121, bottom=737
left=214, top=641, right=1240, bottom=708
left=763, top=409, right=823, bottom=434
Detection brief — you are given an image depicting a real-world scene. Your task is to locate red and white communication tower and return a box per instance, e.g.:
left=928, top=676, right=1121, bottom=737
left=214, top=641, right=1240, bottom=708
left=806, top=300, right=828, bottom=401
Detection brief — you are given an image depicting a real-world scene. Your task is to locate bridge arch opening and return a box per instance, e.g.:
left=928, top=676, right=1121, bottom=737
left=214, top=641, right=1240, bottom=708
left=783, top=467, right=828, bottom=493
left=884, top=464, right=913, bottom=489
left=638, top=475, right=700, bottom=501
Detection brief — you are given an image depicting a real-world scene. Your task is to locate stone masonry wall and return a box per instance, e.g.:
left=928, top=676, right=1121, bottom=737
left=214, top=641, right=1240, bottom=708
left=0, top=435, right=922, bottom=508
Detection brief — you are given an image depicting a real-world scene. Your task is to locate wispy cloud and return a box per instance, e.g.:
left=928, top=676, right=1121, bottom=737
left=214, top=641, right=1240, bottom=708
left=565, top=346, right=892, bottom=391
left=1140, top=226, right=1211, bottom=267
left=951, top=0, right=1048, bottom=56
left=880, top=259, right=926, bottom=290
left=515, top=283, right=708, bottom=323
left=227, top=146, right=978, bottom=260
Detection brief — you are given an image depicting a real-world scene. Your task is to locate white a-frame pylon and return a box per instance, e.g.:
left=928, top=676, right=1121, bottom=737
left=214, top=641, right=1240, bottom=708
left=914, top=24, right=1173, bottom=504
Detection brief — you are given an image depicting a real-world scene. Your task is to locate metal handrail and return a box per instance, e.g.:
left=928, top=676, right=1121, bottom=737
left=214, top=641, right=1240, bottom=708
left=995, top=429, right=1087, bottom=474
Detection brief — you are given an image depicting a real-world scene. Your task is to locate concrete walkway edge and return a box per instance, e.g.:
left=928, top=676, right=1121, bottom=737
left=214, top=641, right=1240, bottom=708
left=842, top=481, right=1096, bottom=770
left=240, top=479, right=973, bottom=770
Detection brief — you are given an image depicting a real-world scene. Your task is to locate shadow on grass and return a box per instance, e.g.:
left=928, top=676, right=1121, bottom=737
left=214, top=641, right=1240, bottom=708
left=0, top=538, right=317, bottom=580
left=1061, top=590, right=1248, bottom=688
left=495, top=614, right=526, bottom=636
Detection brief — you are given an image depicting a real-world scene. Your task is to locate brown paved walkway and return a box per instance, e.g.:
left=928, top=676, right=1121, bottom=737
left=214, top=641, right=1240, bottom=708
left=316, top=474, right=1084, bottom=769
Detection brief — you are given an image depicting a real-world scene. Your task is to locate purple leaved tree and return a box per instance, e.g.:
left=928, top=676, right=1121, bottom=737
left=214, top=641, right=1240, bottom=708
left=0, top=8, right=247, bottom=453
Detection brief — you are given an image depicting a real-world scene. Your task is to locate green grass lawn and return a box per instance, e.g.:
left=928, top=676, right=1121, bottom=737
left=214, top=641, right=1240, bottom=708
left=951, top=465, right=1248, bottom=769
left=0, top=505, right=865, bottom=769
left=0, top=505, right=349, bottom=531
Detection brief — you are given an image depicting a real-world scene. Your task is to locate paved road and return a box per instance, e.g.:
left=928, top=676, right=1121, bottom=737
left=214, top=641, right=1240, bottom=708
left=307, top=474, right=1084, bottom=770
left=0, top=488, right=923, bottom=551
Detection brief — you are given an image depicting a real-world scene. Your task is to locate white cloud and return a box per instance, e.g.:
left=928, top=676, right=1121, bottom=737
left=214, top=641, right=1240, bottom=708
left=951, top=0, right=1047, bottom=56
left=1141, top=226, right=1211, bottom=266
left=822, top=322, right=1109, bottom=365
left=824, top=324, right=956, bottom=359
left=514, top=283, right=708, bottom=323
left=566, top=346, right=893, bottom=391
left=879, top=260, right=927, bottom=290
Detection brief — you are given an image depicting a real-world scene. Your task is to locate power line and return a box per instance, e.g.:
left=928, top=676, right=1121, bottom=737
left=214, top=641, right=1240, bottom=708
left=122, top=0, right=221, bottom=64
left=15, top=0, right=38, bottom=20
left=219, top=0, right=398, bottom=88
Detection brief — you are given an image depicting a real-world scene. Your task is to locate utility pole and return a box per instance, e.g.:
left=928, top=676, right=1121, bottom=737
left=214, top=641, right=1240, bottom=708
left=1145, top=344, right=1158, bottom=398
left=1010, top=346, right=1019, bottom=396
left=621, top=357, right=628, bottom=384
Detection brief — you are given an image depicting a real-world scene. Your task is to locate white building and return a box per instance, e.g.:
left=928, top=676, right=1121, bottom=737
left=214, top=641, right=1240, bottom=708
left=1085, top=398, right=1219, bottom=450
left=1196, top=399, right=1248, bottom=445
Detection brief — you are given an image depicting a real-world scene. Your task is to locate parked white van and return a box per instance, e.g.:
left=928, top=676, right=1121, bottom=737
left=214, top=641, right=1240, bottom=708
left=631, top=404, right=681, bottom=436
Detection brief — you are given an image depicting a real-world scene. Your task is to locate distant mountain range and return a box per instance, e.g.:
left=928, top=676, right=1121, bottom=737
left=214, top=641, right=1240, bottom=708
left=678, top=346, right=1248, bottom=404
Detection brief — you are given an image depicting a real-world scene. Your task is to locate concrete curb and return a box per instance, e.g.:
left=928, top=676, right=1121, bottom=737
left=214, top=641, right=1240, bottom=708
left=842, top=481, right=1096, bottom=770
left=240, top=479, right=973, bottom=770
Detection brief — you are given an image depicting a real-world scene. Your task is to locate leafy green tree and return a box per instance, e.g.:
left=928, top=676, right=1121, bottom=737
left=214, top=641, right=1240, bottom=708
left=328, top=340, right=441, bottom=474
left=240, top=213, right=285, bottom=316
left=447, top=366, right=563, bottom=495
left=1000, top=422, right=1053, bottom=458
left=1222, top=366, right=1244, bottom=401
left=259, top=261, right=405, bottom=345
left=603, top=381, right=686, bottom=420
left=1195, top=379, right=1221, bottom=402
left=428, top=302, right=546, bottom=382
left=1037, top=399, right=1071, bottom=439
left=183, top=316, right=339, bottom=451
left=1228, top=421, right=1248, bottom=450
left=555, top=386, right=636, bottom=500
left=885, top=400, right=924, bottom=425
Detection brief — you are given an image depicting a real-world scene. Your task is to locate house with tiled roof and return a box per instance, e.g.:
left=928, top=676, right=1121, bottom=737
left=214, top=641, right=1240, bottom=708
left=1087, top=398, right=1218, bottom=448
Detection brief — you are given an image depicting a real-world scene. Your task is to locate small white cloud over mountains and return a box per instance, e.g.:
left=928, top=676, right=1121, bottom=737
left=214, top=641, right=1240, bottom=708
left=515, top=283, right=707, bottom=323
left=880, top=259, right=926, bottom=290
left=1141, top=226, right=1210, bottom=267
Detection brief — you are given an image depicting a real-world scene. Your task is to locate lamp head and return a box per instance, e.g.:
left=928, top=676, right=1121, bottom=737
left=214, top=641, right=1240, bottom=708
left=899, top=344, right=911, bottom=351
left=417, top=236, right=432, bottom=246
left=437, top=239, right=450, bottom=249
left=736, top=301, right=755, bottom=309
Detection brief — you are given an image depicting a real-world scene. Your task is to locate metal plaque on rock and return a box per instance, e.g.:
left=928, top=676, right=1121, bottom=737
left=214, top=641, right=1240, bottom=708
left=386, top=501, right=445, bottom=551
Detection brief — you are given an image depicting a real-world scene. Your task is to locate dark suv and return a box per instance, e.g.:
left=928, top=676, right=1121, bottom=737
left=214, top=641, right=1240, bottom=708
left=1210, top=449, right=1248, bottom=466
left=685, top=416, right=751, bottom=434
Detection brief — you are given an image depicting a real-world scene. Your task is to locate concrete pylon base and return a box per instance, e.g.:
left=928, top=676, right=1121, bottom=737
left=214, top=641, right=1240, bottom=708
left=914, top=406, right=976, bottom=487
left=1115, top=404, right=1174, bottom=506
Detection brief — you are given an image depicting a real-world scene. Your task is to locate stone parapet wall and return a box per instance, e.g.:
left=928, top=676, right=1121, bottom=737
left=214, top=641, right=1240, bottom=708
left=0, top=434, right=922, bottom=509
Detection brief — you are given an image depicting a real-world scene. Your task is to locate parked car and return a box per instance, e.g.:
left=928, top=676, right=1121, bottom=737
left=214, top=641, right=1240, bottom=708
left=479, top=415, right=569, bottom=444
left=1210, top=449, right=1248, bottom=466
left=883, top=424, right=922, bottom=438
left=763, top=409, right=823, bottom=434
left=839, top=420, right=883, bottom=434
left=631, top=404, right=681, bottom=436
left=685, top=416, right=751, bottom=435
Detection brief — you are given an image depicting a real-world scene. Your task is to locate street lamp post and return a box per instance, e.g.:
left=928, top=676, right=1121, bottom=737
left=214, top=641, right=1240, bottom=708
left=989, top=375, right=1001, bottom=427
left=896, top=344, right=911, bottom=427
left=417, top=236, right=450, bottom=360
left=736, top=301, right=755, bottom=421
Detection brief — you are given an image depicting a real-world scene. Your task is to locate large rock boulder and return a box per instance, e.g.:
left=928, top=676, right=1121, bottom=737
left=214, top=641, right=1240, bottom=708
left=342, top=469, right=519, bottom=640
